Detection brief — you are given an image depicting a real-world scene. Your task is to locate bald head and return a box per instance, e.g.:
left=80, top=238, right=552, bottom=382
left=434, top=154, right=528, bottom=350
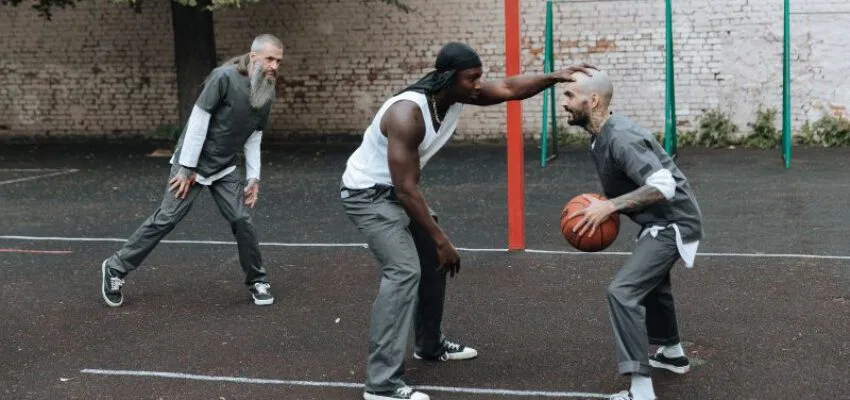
left=561, top=68, right=614, bottom=130
left=569, top=69, right=613, bottom=107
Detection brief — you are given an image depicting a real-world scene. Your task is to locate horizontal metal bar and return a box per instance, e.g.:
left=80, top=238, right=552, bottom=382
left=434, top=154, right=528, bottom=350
left=790, top=11, right=850, bottom=15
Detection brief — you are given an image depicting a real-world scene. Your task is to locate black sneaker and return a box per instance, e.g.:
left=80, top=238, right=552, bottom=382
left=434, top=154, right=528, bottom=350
left=101, top=260, right=124, bottom=307
left=649, top=348, right=691, bottom=374
left=249, top=282, right=274, bottom=306
left=413, top=339, right=478, bottom=361
left=363, top=386, right=429, bottom=400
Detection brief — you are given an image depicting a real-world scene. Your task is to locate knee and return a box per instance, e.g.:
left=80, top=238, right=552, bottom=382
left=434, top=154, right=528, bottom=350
left=151, top=210, right=181, bottom=230
left=606, top=282, right=635, bottom=306
left=390, top=260, right=421, bottom=285
left=229, top=214, right=253, bottom=229
left=400, top=265, right=422, bottom=283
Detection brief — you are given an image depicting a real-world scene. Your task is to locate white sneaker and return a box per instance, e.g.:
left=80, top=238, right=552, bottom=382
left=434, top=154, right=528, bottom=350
left=413, top=339, right=478, bottom=361
left=609, top=391, right=632, bottom=400
left=608, top=390, right=657, bottom=400
left=363, top=386, right=429, bottom=400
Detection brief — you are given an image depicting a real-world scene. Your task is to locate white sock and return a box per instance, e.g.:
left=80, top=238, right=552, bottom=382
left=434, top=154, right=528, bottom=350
left=661, top=343, right=685, bottom=358
left=630, top=375, right=656, bottom=400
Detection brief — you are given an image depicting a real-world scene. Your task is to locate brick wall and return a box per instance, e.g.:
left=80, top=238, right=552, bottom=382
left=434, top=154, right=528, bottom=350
left=1, top=0, right=847, bottom=140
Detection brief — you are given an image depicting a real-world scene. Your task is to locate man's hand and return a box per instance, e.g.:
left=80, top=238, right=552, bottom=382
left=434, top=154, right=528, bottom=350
left=244, top=178, right=260, bottom=208
left=552, top=63, right=599, bottom=83
left=168, top=166, right=196, bottom=199
left=435, top=239, right=461, bottom=278
left=567, top=194, right=618, bottom=237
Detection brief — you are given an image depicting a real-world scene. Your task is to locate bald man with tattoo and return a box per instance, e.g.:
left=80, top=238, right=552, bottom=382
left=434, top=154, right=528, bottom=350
left=562, top=69, right=703, bottom=400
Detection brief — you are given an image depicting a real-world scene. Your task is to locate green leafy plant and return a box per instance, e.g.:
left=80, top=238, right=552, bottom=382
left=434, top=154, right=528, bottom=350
left=151, top=123, right=181, bottom=144
left=555, top=128, right=590, bottom=148
left=694, top=109, right=738, bottom=148
left=797, top=114, right=850, bottom=147
left=741, top=107, right=780, bottom=149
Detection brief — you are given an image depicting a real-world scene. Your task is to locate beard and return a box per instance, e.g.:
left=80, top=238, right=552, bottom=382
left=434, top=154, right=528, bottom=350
left=250, top=62, right=277, bottom=109
left=565, top=106, right=591, bottom=128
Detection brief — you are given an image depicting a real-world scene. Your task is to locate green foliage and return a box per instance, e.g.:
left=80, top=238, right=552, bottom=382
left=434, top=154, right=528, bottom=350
left=693, top=109, right=738, bottom=148
left=741, top=107, right=780, bottom=149
left=555, top=130, right=590, bottom=148
left=150, top=123, right=181, bottom=144
left=1, top=0, right=75, bottom=20
left=552, top=108, right=850, bottom=150
left=675, top=130, right=699, bottom=146
left=5, top=0, right=411, bottom=19
left=550, top=125, right=593, bottom=148
left=797, top=114, right=850, bottom=147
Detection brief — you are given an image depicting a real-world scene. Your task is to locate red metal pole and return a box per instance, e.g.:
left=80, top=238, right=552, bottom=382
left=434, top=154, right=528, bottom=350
left=504, top=0, right=525, bottom=251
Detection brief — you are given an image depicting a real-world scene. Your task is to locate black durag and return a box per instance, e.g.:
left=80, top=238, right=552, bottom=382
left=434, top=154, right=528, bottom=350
left=396, top=42, right=482, bottom=96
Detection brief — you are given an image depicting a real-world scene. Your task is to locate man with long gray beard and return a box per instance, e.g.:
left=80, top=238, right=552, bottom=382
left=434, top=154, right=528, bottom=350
left=100, top=34, right=283, bottom=308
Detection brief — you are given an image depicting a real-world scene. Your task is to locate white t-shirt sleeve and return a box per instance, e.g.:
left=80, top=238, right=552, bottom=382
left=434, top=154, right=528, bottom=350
left=645, top=168, right=676, bottom=200
left=177, top=105, right=211, bottom=168
left=244, top=130, right=263, bottom=181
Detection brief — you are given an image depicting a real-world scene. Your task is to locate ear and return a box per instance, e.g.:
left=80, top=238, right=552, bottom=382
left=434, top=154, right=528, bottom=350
left=248, top=51, right=257, bottom=63
left=590, top=93, right=600, bottom=109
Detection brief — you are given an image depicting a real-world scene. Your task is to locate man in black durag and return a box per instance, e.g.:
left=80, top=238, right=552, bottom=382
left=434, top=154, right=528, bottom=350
left=340, top=42, right=595, bottom=400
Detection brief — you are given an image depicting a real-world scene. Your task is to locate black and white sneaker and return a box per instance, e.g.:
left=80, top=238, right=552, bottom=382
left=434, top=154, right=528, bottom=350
left=363, top=386, right=429, bottom=400
left=413, top=339, right=478, bottom=361
left=649, top=348, right=691, bottom=374
left=249, top=282, right=274, bottom=306
left=101, top=260, right=124, bottom=307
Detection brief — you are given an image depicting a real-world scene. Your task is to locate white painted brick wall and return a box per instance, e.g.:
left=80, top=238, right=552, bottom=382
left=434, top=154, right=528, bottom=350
left=1, top=0, right=847, bottom=140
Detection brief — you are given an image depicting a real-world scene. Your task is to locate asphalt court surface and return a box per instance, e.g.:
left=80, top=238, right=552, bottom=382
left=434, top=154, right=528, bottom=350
left=1, top=142, right=848, bottom=399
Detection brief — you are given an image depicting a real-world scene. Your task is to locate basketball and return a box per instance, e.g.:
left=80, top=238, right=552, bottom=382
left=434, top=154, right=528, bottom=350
left=560, top=193, right=620, bottom=252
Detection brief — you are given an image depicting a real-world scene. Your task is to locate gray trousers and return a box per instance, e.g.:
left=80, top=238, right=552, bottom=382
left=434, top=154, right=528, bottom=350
left=105, top=163, right=267, bottom=286
left=607, top=228, right=682, bottom=376
left=341, top=184, right=447, bottom=393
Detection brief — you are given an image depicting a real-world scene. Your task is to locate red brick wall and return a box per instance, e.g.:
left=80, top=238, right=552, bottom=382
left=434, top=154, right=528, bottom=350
left=1, top=0, right=847, bottom=140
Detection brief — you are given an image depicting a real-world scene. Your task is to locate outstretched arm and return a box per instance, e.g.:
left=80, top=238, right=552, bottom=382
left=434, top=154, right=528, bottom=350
left=465, top=63, right=598, bottom=106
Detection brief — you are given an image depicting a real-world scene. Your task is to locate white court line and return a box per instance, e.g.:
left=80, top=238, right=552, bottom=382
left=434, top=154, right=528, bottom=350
left=0, top=169, right=79, bottom=186
left=0, top=168, right=68, bottom=172
left=79, top=369, right=611, bottom=398
left=2, top=235, right=850, bottom=261
left=0, top=235, right=367, bottom=247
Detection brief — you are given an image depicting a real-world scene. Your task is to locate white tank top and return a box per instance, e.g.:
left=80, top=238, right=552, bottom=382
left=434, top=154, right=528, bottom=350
left=341, top=91, right=463, bottom=189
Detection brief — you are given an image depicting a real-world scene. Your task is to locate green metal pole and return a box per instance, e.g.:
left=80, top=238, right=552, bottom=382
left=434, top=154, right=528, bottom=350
left=547, top=1, right=558, bottom=163
left=782, top=0, right=792, bottom=169
left=664, top=0, right=677, bottom=156
left=541, top=0, right=554, bottom=167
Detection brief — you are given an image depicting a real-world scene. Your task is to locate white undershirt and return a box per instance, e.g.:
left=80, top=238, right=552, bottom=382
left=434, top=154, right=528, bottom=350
left=641, top=168, right=699, bottom=268
left=169, top=105, right=262, bottom=186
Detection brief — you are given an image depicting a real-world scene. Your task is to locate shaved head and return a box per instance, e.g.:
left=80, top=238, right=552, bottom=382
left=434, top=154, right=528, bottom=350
left=569, top=69, right=613, bottom=106
left=561, top=68, right=614, bottom=130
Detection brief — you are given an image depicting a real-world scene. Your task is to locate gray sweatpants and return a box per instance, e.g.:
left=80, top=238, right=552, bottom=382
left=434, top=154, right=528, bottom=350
left=105, top=163, right=267, bottom=286
left=341, top=184, right=447, bottom=393
left=607, top=228, right=682, bottom=376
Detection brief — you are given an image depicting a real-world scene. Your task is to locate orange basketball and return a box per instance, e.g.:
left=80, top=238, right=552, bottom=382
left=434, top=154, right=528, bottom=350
left=560, top=193, right=620, bottom=252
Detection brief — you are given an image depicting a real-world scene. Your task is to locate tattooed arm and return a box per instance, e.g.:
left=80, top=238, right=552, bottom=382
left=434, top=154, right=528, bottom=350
left=567, top=186, right=666, bottom=237
left=568, top=137, right=675, bottom=237
left=610, top=185, right=666, bottom=213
